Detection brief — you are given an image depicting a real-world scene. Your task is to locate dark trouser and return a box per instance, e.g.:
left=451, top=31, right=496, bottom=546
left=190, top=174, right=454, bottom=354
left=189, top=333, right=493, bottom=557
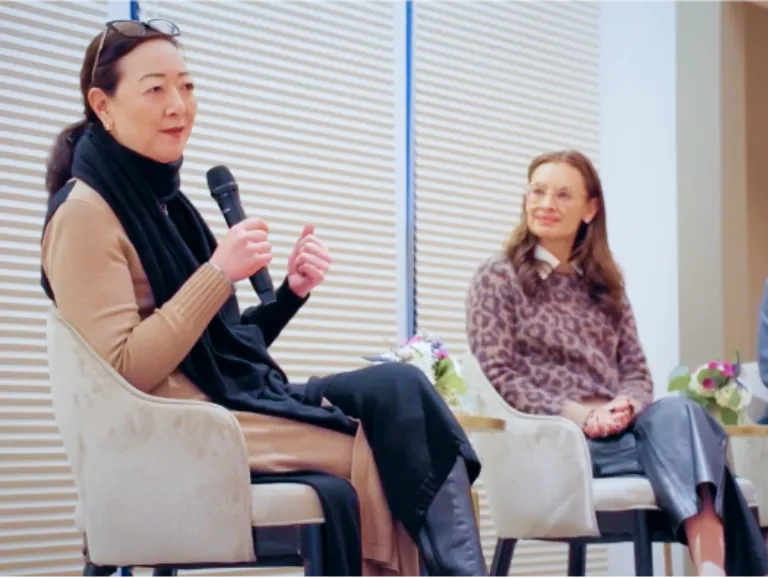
left=589, top=396, right=768, bottom=576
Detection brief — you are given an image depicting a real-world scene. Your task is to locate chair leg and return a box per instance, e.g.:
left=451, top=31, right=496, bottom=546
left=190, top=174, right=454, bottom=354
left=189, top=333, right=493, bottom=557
left=82, top=563, right=117, bottom=577
left=490, top=538, right=516, bottom=576
left=633, top=510, right=654, bottom=576
left=300, top=524, right=323, bottom=576
left=152, top=568, right=177, bottom=576
left=567, top=542, right=587, bottom=576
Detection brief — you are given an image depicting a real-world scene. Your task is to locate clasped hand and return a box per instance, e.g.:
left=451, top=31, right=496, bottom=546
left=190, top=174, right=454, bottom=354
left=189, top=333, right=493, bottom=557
left=583, top=395, right=636, bottom=439
left=210, top=218, right=331, bottom=298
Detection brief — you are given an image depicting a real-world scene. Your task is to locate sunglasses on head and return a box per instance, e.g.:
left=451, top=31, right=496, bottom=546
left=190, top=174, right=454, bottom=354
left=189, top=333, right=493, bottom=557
left=91, top=19, right=181, bottom=86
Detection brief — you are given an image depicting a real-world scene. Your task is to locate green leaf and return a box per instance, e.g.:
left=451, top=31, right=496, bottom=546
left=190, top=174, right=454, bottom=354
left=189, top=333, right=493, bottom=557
left=435, top=358, right=452, bottom=380
left=435, top=360, right=467, bottom=396
left=728, top=389, right=741, bottom=409
left=668, top=375, right=690, bottom=392
left=669, top=364, right=689, bottom=380
left=685, top=392, right=710, bottom=406
left=720, top=408, right=739, bottom=425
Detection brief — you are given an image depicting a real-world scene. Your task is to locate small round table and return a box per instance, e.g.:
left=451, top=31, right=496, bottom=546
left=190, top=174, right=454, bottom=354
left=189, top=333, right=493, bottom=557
left=455, top=413, right=506, bottom=521
left=724, top=424, right=768, bottom=436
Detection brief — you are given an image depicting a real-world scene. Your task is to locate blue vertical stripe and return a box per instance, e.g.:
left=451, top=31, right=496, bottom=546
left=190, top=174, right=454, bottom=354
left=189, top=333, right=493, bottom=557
left=405, top=0, right=416, bottom=337
left=130, top=0, right=140, bottom=20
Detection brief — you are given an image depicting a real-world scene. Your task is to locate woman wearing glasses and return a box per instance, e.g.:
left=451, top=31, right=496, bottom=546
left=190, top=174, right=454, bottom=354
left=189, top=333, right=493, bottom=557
left=466, top=151, right=768, bottom=576
left=41, top=21, right=485, bottom=576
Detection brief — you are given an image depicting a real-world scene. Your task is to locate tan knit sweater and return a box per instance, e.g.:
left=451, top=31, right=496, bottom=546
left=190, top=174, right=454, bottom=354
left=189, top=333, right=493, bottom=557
left=41, top=180, right=231, bottom=400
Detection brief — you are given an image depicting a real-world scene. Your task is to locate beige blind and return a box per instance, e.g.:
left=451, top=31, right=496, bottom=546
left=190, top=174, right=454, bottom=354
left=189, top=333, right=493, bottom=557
left=0, top=2, right=107, bottom=575
left=0, top=0, right=399, bottom=575
left=412, top=2, right=606, bottom=574
left=142, top=0, right=399, bottom=382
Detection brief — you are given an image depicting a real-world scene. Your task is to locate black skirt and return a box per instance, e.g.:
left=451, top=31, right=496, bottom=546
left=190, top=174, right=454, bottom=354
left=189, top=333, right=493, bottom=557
left=588, top=396, right=768, bottom=575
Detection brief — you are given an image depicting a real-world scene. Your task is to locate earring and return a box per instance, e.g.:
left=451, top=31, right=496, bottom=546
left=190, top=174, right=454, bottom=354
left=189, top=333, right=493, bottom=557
left=103, top=119, right=112, bottom=132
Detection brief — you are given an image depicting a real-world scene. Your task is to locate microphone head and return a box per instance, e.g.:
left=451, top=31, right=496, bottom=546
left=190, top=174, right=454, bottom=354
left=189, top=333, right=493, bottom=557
left=206, top=165, right=237, bottom=198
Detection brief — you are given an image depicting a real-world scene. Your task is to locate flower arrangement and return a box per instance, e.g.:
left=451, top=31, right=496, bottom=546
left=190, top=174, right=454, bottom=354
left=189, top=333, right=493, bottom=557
left=667, top=352, right=752, bottom=425
left=363, top=332, right=468, bottom=409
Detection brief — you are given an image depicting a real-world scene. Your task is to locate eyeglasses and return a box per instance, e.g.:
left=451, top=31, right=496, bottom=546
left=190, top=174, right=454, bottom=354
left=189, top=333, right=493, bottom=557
left=91, top=19, right=181, bottom=87
left=525, top=184, right=581, bottom=206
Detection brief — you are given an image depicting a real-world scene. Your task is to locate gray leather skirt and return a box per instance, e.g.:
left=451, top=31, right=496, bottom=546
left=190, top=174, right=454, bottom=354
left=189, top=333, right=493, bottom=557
left=588, top=396, right=768, bottom=576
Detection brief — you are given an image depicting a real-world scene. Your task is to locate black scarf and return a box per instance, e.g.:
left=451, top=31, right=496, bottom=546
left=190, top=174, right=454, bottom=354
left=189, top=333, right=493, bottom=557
left=42, top=124, right=364, bottom=575
left=46, top=123, right=356, bottom=435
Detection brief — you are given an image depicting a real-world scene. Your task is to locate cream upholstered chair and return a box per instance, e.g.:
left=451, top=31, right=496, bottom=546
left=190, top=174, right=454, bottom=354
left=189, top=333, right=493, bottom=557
left=739, top=361, right=768, bottom=424
left=460, top=352, right=761, bottom=576
left=46, top=307, right=325, bottom=576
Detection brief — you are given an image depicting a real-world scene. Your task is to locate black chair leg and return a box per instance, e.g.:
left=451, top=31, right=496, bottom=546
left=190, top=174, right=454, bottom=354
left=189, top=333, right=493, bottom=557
left=490, top=538, right=517, bottom=576
left=152, top=568, right=177, bottom=576
left=633, top=510, right=654, bottom=576
left=567, top=542, right=587, bottom=576
left=83, top=563, right=117, bottom=576
left=300, top=524, right=324, bottom=576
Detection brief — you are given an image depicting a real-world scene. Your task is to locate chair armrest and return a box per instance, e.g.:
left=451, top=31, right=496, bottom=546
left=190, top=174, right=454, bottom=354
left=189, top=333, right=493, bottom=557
left=728, top=434, right=768, bottom=527
left=461, top=353, right=599, bottom=539
left=738, top=362, right=768, bottom=423
left=48, top=310, right=255, bottom=566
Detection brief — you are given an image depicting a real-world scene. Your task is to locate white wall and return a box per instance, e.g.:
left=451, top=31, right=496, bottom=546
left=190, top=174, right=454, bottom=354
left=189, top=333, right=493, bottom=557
left=107, top=0, right=131, bottom=19
left=598, top=1, right=679, bottom=575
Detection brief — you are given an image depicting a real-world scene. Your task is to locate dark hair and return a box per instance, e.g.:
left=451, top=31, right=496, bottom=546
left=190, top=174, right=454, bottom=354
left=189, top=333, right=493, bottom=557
left=45, top=26, right=179, bottom=196
left=505, top=150, right=625, bottom=321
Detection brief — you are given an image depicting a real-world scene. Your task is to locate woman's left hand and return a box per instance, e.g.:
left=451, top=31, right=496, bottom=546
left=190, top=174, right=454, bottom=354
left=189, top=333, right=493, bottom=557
left=287, top=224, right=332, bottom=298
left=583, top=397, right=635, bottom=438
left=605, top=395, right=638, bottom=426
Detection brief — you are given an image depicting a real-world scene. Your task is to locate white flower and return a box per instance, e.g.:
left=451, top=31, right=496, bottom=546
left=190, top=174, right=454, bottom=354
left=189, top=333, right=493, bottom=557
left=449, top=356, right=463, bottom=379
left=714, top=382, right=752, bottom=411
left=405, top=340, right=435, bottom=361
left=408, top=351, right=436, bottom=385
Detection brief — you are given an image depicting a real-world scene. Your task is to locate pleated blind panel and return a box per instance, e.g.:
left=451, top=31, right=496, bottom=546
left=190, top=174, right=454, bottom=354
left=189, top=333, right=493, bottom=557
left=413, top=2, right=607, bottom=575
left=141, top=0, right=399, bottom=382
left=0, top=1, right=397, bottom=576
left=413, top=1, right=601, bottom=351
left=0, top=2, right=107, bottom=575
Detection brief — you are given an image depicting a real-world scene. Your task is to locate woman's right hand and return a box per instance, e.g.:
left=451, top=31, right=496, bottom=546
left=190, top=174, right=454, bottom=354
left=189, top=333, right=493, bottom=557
left=210, top=217, right=272, bottom=283
left=583, top=401, right=634, bottom=439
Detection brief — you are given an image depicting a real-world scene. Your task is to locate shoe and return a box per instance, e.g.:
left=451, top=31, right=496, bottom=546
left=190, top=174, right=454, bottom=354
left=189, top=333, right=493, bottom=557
left=418, top=457, right=487, bottom=576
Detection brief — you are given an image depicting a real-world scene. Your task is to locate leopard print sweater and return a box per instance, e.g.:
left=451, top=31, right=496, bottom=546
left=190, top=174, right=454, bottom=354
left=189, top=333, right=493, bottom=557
left=466, top=256, right=653, bottom=416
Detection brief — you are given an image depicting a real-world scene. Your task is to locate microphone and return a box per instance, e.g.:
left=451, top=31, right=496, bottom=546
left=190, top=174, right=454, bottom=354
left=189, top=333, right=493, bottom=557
left=206, top=165, right=276, bottom=306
